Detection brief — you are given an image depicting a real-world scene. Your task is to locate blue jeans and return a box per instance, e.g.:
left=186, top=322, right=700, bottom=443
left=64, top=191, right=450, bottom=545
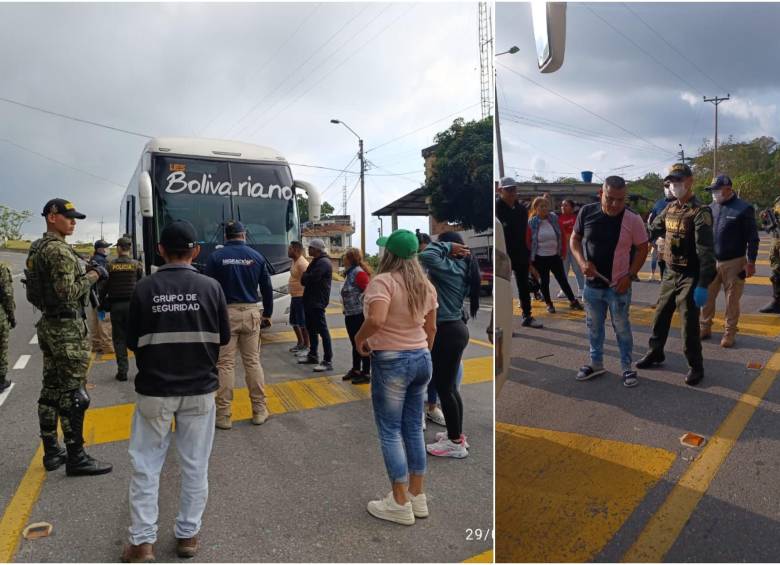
left=371, top=349, right=432, bottom=483
left=562, top=251, right=585, bottom=295
left=583, top=284, right=634, bottom=372
left=427, top=362, right=463, bottom=404
left=128, top=393, right=216, bottom=545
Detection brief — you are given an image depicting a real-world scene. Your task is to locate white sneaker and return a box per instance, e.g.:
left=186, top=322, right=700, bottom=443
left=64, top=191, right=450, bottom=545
left=426, top=437, right=468, bottom=458
left=407, top=492, right=429, bottom=518
left=435, top=431, right=470, bottom=449
left=366, top=492, right=415, bottom=525
left=425, top=406, right=446, bottom=427
left=556, top=290, right=565, bottom=299
left=295, top=349, right=311, bottom=358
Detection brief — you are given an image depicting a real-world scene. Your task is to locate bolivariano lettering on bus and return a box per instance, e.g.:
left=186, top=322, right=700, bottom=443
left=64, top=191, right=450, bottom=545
left=164, top=171, right=294, bottom=200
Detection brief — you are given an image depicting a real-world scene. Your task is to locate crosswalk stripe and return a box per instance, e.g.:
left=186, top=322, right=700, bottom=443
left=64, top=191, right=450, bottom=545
left=0, top=382, right=15, bottom=408
left=12, top=356, right=30, bottom=370
left=29, top=335, right=38, bottom=345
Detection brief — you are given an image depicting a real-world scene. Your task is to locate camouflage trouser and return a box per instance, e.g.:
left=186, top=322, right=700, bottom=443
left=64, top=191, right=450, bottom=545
left=0, top=317, right=8, bottom=381
left=37, top=317, right=90, bottom=444
left=771, top=237, right=780, bottom=299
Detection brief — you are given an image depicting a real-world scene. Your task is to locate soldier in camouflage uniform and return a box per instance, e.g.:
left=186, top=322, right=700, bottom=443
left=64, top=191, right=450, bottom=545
left=0, top=261, right=16, bottom=393
left=26, top=198, right=112, bottom=476
left=759, top=196, right=780, bottom=313
left=636, top=164, right=716, bottom=386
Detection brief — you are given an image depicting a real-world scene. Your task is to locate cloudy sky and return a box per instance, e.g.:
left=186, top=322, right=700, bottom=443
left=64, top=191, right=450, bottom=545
left=496, top=2, right=780, bottom=183
left=0, top=2, right=482, bottom=253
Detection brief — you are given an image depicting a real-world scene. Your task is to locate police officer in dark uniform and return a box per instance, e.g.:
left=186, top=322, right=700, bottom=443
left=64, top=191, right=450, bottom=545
left=636, top=164, right=716, bottom=385
left=100, top=236, right=143, bottom=381
left=88, top=239, right=114, bottom=353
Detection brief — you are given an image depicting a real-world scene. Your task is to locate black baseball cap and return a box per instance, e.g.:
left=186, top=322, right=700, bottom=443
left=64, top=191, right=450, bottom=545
left=94, top=239, right=111, bottom=250
left=42, top=198, right=86, bottom=219
left=664, top=163, right=693, bottom=181
left=224, top=220, right=246, bottom=238
left=160, top=220, right=198, bottom=251
left=705, top=174, right=733, bottom=191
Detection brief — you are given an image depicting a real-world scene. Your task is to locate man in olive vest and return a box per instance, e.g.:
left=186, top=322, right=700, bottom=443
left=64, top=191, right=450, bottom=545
left=636, top=164, right=716, bottom=386
left=26, top=198, right=113, bottom=476
left=759, top=196, right=780, bottom=314
left=100, top=236, right=143, bottom=381
left=0, top=261, right=15, bottom=394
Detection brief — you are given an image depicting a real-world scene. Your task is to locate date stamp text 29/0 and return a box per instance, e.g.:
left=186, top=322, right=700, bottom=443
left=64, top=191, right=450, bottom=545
left=465, top=528, right=494, bottom=542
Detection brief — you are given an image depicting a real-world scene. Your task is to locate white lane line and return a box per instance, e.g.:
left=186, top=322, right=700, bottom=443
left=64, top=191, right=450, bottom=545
left=0, top=382, right=15, bottom=407
left=13, top=355, right=31, bottom=370
left=29, top=334, right=38, bottom=345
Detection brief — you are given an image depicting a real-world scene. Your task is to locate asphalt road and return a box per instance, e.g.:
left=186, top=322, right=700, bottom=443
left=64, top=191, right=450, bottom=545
left=496, top=235, right=780, bottom=562
left=0, top=250, right=494, bottom=563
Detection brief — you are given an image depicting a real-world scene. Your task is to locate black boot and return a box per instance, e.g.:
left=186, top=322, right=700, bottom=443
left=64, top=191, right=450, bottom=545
left=63, top=386, right=112, bottom=476
left=759, top=300, right=780, bottom=314
left=685, top=367, right=704, bottom=386
left=41, top=436, right=67, bottom=471
left=65, top=442, right=113, bottom=476
left=636, top=351, right=665, bottom=369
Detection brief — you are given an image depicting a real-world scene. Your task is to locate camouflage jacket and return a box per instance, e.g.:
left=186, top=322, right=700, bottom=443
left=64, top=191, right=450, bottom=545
left=650, top=197, right=716, bottom=288
left=0, top=262, right=14, bottom=323
left=27, top=232, right=93, bottom=313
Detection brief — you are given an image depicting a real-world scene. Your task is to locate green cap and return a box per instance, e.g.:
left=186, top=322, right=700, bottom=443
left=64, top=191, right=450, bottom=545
left=376, top=229, right=419, bottom=259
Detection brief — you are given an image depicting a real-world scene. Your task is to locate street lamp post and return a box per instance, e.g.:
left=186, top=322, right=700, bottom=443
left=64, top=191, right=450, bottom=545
left=330, top=119, right=365, bottom=255
left=495, top=46, right=520, bottom=178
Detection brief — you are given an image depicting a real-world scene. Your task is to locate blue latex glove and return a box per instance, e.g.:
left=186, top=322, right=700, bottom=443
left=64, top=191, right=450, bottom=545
left=693, top=286, right=708, bottom=308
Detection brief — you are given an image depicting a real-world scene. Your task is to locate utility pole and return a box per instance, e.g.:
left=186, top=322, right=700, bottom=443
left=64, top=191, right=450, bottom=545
left=341, top=176, right=348, bottom=216
left=677, top=144, right=693, bottom=166
left=495, top=47, right=519, bottom=178
left=478, top=3, right=494, bottom=119
left=359, top=138, right=365, bottom=256
left=99, top=217, right=105, bottom=239
left=703, top=94, right=730, bottom=175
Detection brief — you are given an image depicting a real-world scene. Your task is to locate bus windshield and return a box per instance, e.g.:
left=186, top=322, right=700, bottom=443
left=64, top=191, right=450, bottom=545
left=151, top=155, right=299, bottom=272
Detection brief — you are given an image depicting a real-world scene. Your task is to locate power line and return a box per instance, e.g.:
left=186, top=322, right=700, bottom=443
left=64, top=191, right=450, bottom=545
left=197, top=3, right=323, bottom=136
left=621, top=3, right=728, bottom=93
left=0, top=95, right=153, bottom=139
left=247, top=3, right=415, bottom=138
left=583, top=5, right=705, bottom=96
left=366, top=102, right=481, bottom=153
left=319, top=155, right=358, bottom=198
left=0, top=137, right=126, bottom=188
left=226, top=4, right=373, bottom=138
left=497, top=61, right=672, bottom=155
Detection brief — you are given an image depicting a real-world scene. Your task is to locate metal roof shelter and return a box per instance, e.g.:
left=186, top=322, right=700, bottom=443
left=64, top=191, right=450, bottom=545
left=372, top=186, right=431, bottom=232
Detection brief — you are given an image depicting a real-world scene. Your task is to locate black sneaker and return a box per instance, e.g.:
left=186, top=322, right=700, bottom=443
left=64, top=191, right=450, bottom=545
left=570, top=300, right=583, bottom=311
left=342, top=369, right=359, bottom=381
left=115, top=373, right=128, bottom=382
left=685, top=367, right=704, bottom=386
left=546, top=304, right=556, bottom=314
left=622, top=370, right=639, bottom=388
left=0, top=379, right=12, bottom=394
left=635, top=351, right=665, bottom=369
left=298, top=355, right=319, bottom=365
left=352, top=372, right=370, bottom=384
left=520, top=316, right=543, bottom=329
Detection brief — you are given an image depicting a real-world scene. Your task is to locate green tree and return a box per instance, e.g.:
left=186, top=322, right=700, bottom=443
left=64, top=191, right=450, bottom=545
left=0, top=205, right=32, bottom=243
left=296, top=196, right=336, bottom=223
left=321, top=201, right=335, bottom=216
left=426, top=117, right=493, bottom=232
left=554, top=176, right=580, bottom=184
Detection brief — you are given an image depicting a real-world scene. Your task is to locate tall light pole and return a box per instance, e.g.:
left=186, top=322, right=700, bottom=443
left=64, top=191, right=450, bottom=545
left=495, top=46, right=519, bottom=178
left=703, top=94, right=730, bottom=175
left=330, top=119, right=365, bottom=255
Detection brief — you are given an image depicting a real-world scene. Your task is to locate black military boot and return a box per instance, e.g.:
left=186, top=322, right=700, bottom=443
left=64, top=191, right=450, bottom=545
left=685, top=367, right=704, bottom=386
left=41, top=436, right=67, bottom=471
left=65, top=442, right=113, bottom=476
left=636, top=351, right=665, bottom=369
left=759, top=299, right=780, bottom=314
left=64, top=386, right=113, bottom=477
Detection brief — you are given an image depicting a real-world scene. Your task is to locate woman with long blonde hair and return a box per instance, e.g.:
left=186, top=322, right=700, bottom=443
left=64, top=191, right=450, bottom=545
left=355, top=229, right=437, bottom=526
left=340, top=247, right=372, bottom=384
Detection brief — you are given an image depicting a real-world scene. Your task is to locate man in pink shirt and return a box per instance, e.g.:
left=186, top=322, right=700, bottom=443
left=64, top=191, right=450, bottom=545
left=569, top=176, right=649, bottom=388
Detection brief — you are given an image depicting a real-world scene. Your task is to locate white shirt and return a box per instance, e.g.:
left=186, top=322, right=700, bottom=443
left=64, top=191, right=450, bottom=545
left=536, top=219, right=558, bottom=257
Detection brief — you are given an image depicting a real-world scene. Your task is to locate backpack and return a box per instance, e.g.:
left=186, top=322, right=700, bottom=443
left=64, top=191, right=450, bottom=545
left=22, top=238, right=57, bottom=311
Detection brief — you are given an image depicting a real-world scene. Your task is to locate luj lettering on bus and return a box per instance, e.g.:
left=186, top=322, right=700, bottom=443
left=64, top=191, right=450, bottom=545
left=165, top=171, right=294, bottom=200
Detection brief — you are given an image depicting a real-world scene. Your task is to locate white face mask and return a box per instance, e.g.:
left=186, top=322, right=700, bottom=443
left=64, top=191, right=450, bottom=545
left=711, top=189, right=724, bottom=204
left=663, top=186, right=674, bottom=199
left=670, top=182, right=687, bottom=199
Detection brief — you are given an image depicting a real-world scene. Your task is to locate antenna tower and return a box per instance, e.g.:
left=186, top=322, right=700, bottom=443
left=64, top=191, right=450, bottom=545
left=478, top=3, right=494, bottom=119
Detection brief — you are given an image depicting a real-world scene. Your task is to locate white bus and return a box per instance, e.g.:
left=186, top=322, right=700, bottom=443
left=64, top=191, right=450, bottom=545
left=120, top=137, right=321, bottom=323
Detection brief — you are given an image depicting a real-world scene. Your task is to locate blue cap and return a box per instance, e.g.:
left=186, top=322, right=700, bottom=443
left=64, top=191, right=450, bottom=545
left=224, top=220, right=246, bottom=238
left=705, top=175, right=732, bottom=191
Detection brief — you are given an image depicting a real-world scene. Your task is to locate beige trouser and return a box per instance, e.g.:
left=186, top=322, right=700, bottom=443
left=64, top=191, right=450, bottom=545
left=216, top=304, right=266, bottom=418
left=701, top=256, right=746, bottom=338
left=88, top=305, right=113, bottom=351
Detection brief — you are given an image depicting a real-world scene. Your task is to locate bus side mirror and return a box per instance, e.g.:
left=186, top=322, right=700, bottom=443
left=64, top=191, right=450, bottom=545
left=532, top=1, right=567, bottom=73
left=139, top=171, right=153, bottom=218
left=293, top=179, right=321, bottom=223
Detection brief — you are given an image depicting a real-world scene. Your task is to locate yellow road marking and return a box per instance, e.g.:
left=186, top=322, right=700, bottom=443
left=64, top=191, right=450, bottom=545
left=0, top=352, right=96, bottom=562
left=637, top=271, right=771, bottom=286
left=622, top=347, right=780, bottom=562
left=0, top=354, right=494, bottom=561
left=513, top=299, right=780, bottom=337
left=463, top=549, right=493, bottom=562
left=496, top=423, right=675, bottom=563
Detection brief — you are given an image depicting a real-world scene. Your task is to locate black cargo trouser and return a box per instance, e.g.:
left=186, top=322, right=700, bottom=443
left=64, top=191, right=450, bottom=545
left=110, top=300, right=131, bottom=377
left=305, top=306, right=332, bottom=363
left=513, top=263, right=532, bottom=318
left=647, top=269, right=703, bottom=370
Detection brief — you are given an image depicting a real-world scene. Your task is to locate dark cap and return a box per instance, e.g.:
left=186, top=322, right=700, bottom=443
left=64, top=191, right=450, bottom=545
left=116, top=236, right=132, bottom=248
left=224, top=220, right=246, bottom=238
left=160, top=220, right=198, bottom=251
left=42, top=198, right=86, bottom=219
left=94, top=239, right=111, bottom=250
left=664, top=163, right=693, bottom=181
left=705, top=174, right=733, bottom=191
left=499, top=176, right=518, bottom=190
